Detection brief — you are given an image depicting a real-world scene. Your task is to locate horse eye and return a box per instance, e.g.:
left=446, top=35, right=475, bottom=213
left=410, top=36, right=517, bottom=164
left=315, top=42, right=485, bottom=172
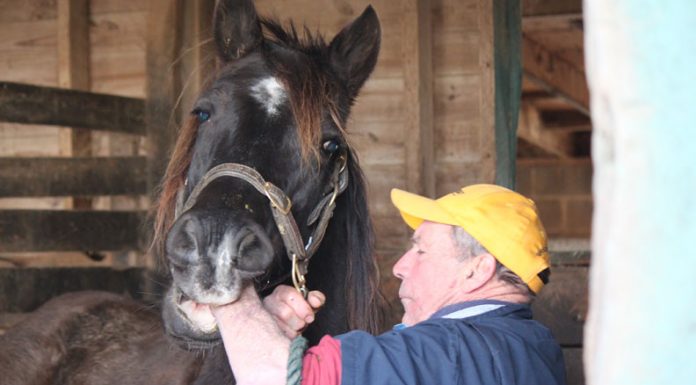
left=322, top=139, right=340, bottom=154
left=192, top=108, right=211, bottom=124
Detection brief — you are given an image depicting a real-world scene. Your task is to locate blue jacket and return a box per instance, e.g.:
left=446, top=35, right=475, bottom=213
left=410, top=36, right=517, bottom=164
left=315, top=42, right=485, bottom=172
left=336, top=300, right=566, bottom=385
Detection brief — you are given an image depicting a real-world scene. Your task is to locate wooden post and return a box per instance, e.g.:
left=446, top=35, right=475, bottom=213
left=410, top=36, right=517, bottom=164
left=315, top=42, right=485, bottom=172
left=179, top=0, right=216, bottom=124
left=492, top=0, right=521, bottom=189
left=57, top=0, right=91, bottom=209
left=402, top=0, right=435, bottom=198
left=146, top=0, right=183, bottom=198
left=585, top=1, right=696, bottom=383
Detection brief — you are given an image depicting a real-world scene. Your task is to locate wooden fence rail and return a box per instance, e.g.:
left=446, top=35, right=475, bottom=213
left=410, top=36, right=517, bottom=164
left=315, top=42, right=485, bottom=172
left=0, top=157, right=148, bottom=197
left=0, top=81, right=145, bottom=135
left=0, top=210, right=146, bottom=252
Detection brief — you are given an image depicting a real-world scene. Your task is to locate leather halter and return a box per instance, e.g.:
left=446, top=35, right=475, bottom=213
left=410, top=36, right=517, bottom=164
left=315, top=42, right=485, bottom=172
left=173, top=153, right=349, bottom=297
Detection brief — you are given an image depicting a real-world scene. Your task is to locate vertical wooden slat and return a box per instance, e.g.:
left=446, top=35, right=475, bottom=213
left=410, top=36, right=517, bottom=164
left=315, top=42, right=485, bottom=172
left=146, top=0, right=183, bottom=194
left=57, top=0, right=92, bottom=208
left=179, top=0, right=216, bottom=124
left=478, top=0, right=496, bottom=184
left=402, top=0, right=435, bottom=198
left=492, top=1, right=522, bottom=189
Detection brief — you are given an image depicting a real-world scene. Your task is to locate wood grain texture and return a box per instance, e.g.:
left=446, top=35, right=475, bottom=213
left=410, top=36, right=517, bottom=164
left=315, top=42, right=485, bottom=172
left=0, top=82, right=145, bottom=135
left=0, top=210, right=145, bottom=252
left=0, top=156, right=147, bottom=197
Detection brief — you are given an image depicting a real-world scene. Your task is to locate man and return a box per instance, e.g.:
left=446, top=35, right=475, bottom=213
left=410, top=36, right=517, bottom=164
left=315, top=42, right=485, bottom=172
left=212, top=184, right=567, bottom=384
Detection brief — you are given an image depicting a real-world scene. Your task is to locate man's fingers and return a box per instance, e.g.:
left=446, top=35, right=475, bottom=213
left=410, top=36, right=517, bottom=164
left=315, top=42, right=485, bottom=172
left=306, top=291, right=326, bottom=310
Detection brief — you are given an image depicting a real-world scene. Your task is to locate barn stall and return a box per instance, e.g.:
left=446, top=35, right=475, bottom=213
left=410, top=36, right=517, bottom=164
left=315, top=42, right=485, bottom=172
left=0, top=0, right=589, bottom=383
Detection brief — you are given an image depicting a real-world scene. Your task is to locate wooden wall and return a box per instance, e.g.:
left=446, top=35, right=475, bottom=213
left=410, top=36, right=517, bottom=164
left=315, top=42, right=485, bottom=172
left=0, top=0, right=496, bottom=318
left=0, top=0, right=149, bottom=268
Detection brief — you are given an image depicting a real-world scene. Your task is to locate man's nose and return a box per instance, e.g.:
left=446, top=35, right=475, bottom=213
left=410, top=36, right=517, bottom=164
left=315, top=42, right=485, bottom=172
left=392, top=250, right=411, bottom=279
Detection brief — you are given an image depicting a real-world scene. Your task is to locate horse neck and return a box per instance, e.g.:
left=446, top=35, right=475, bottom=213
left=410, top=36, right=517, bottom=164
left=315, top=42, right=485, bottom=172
left=302, top=160, right=383, bottom=343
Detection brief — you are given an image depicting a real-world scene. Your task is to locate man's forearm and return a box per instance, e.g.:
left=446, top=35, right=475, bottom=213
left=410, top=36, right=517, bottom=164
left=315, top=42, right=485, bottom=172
left=212, top=285, right=291, bottom=385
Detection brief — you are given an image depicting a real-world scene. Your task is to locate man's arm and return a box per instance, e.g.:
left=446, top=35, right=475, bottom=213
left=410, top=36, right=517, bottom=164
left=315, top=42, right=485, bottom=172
left=212, top=285, right=291, bottom=385
left=211, top=285, right=328, bottom=385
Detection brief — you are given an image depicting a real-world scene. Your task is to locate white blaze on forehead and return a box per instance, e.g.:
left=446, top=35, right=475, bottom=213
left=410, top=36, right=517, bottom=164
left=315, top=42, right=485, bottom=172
left=250, top=77, right=287, bottom=116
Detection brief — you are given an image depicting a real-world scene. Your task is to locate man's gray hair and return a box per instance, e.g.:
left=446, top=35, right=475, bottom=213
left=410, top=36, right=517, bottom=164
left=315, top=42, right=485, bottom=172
left=450, top=226, right=535, bottom=298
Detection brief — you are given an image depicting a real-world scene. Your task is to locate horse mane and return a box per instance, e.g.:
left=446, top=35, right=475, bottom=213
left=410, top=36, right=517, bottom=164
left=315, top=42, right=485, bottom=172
left=340, top=149, right=385, bottom=333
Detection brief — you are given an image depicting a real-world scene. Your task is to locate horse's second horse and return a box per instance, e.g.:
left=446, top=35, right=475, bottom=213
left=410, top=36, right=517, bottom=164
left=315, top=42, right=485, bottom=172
left=0, top=1, right=383, bottom=384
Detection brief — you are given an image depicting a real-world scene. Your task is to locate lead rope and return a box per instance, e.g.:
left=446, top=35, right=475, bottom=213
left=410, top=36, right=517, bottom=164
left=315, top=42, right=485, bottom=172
left=287, top=335, right=309, bottom=385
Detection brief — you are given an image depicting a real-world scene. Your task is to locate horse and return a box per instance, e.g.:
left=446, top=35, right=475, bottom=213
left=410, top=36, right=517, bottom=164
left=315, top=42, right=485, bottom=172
left=0, top=0, right=384, bottom=383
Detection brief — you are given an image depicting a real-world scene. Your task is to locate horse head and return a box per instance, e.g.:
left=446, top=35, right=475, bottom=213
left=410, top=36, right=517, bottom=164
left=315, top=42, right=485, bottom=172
left=153, top=0, right=382, bottom=348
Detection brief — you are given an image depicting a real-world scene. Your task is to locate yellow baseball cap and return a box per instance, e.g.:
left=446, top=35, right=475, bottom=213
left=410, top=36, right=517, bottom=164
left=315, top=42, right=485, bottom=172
left=390, top=184, right=550, bottom=293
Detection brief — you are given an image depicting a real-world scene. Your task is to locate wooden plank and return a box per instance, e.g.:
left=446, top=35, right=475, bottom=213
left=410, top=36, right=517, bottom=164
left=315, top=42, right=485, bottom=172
left=517, top=102, right=573, bottom=158
left=0, top=82, right=145, bottom=135
left=0, top=267, right=153, bottom=312
left=563, top=348, right=585, bottom=385
left=478, top=0, right=496, bottom=185
left=402, top=0, right=435, bottom=197
left=0, top=210, right=145, bottom=252
left=0, top=157, right=147, bottom=197
left=58, top=0, right=92, bottom=210
left=493, top=0, right=522, bottom=188
left=0, top=0, right=58, bottom=22
left=522, top=35, right=589, bottom=114
left=179, top=0, right=216, bottom=124
left=522, top=0, right=582, bottom=17
left=532, top=266, right=588, bottom=346
left=146, top=0, right=183, bottom=197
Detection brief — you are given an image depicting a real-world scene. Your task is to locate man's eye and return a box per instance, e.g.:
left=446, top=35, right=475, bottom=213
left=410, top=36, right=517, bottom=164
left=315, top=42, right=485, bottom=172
left=416, top=249, right=425, bottom=255
left=193, top=108, right=211, bottom=123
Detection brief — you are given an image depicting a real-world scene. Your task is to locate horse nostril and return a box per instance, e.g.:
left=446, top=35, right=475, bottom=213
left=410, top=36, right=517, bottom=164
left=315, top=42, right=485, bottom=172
left=166, top=215, right=202, bottom=268
left=232, top=226, right=274, bottom=273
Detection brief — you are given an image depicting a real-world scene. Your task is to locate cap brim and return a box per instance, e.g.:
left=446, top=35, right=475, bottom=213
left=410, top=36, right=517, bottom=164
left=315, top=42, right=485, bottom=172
left=390, top=188, right=458, bottom=230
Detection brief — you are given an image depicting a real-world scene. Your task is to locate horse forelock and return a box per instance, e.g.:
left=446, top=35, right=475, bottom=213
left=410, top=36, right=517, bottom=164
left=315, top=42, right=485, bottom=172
left=151, top=116, right=199, bottom=264
left=260, top=17, right=348, bottom=161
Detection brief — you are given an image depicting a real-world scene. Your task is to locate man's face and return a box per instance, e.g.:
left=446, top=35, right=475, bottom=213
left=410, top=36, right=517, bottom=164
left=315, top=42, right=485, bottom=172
left=392, top=221, right=470, bottom=326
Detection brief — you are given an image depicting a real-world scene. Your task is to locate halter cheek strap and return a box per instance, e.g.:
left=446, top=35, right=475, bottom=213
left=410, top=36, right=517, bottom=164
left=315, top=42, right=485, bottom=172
left=173, top=153, right=348, bottom=298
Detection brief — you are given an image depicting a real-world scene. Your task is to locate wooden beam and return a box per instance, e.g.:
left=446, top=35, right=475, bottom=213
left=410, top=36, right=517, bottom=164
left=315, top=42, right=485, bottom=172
left=0, top=157, right=147, bottom=197
left=57, top=0, right=90, bottom=93
left=146, top=0, right=183, bottom=200
left=522, top=35, right=590, bottom=114
left=57, top=0, right=92, bottom=209
left=179, top=0, right=216, bottom=124
left=522, top=0, right=582, bottom=17
left=0, top=82, right=145, bottom=135
left=517, top=103, right=573, bottom=158
left=402, top=0, right=435, bottom=197
left=492, top=0, right=522, bottom=188
left=0, top=268, right=152, bottom=312
left=0, top=211, right=145, bottom=252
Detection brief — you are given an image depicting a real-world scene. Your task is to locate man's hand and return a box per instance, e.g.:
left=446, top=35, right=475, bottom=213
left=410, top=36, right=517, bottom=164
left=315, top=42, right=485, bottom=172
left=263, top=285, right=326, bottom=339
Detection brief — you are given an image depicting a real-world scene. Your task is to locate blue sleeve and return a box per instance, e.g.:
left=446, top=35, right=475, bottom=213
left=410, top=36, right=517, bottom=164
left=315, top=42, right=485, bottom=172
left=335, top=322, right=471, bottom=385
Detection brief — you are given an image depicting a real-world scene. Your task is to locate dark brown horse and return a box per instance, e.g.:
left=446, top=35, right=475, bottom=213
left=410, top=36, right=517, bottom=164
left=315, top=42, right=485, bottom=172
left=0, top=1, right=383, bottom=383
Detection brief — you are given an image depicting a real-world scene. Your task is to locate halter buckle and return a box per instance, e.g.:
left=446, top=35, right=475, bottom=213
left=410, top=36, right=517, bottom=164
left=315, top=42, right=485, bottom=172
left=291, top=253, right=308, bottom=299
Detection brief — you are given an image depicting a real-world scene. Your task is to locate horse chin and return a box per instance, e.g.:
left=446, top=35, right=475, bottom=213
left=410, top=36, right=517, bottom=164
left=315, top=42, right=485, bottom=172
left=162, top=287, right=230, bottom=350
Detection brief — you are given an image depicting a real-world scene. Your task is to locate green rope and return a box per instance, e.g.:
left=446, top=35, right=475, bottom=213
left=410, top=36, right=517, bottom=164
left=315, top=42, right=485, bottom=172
left=287, top=336, right=308, bottom=385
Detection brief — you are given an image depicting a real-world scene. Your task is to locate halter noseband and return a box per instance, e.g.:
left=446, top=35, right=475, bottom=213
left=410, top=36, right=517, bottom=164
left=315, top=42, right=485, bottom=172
left=173, top=153, right=349, bottom=298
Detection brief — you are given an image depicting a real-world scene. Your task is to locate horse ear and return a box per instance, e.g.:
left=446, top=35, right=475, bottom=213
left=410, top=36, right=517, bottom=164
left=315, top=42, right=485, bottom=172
left=213, top=0, right=263, bottom=62
left=328, top=6, right=381, bottom=101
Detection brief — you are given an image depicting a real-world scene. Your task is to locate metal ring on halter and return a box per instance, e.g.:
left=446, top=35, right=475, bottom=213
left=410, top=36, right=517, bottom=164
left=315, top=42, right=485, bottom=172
left=291, top=253, right=308, bottom=299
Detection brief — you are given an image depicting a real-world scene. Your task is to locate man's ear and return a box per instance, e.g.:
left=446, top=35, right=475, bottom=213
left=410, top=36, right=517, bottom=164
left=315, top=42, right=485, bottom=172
left=462, top=253, right=497, bottom=292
